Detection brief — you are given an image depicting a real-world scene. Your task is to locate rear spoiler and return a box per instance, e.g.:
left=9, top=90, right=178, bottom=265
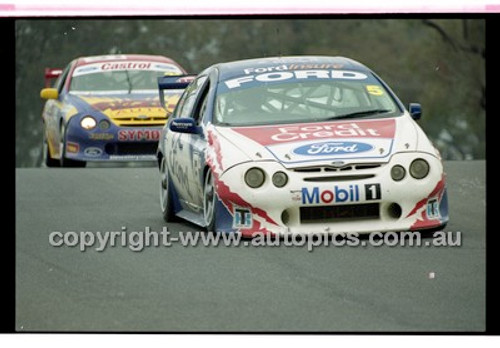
left=157, top=74, right=196, bottom=109
left=44, top=68, right=63, bottom=87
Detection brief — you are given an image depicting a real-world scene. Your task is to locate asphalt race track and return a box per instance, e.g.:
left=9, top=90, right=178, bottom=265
left=15, top=161, right=485, bottom=332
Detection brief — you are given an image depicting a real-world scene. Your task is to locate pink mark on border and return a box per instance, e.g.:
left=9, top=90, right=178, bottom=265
left=1, top=3, right=500, bottom=15
left=0, top=4, right=15, bottom=11
left=486, top=4, right=500, bottom=11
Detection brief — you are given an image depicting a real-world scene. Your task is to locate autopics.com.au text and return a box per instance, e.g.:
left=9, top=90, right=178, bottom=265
left=48, top=226, right=462, bottom=252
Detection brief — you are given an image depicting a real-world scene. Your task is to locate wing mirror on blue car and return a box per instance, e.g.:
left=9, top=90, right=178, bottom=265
left=40, top=88, right=59, bottom=100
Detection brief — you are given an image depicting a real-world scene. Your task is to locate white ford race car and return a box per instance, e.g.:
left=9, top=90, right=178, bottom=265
left=157, top=56, right=448, bottom=237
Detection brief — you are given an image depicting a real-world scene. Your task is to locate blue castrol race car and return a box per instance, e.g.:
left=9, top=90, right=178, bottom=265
left=40, top=54, right=187, bottom=167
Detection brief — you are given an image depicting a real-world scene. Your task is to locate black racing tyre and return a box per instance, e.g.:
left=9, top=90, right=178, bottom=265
left=42, top=131, right=60, bottom=167
left=203, top=169, right=217, bottom=232
left=159, top=156, right=177, bottom=222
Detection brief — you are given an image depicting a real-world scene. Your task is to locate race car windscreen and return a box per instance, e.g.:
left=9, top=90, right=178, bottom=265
left=214, top=69, right=402, bottom=126
left=69, top=61, right=184, bottom=94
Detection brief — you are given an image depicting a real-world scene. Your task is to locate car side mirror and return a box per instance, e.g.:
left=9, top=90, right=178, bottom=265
left=409, top=103, right=422, bottom=120
left=169, top=118, right=202, bottom=134
left=40, top=88, right=59, bottom=100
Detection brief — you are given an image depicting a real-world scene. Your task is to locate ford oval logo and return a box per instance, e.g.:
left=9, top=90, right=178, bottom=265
left=293, top=141, right=373, bottom=156
left=84, top=147, right=103, bottom=157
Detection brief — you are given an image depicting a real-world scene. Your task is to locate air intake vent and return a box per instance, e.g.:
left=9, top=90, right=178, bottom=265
left=293, top=167, right=322, bottom=173
left=105, top=142, right=158, bottom=155
left=300, top=203, right=380, bottom=223
left=303, top=174, right=375, bottom=182
left=293, top=163, right=382, bottom=173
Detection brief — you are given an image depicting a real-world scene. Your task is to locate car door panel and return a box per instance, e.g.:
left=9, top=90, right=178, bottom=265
left=167, top=75, right=208, bottom=211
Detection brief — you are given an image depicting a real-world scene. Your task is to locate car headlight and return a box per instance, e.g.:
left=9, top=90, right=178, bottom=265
left=245, top=167, right=265, bottom=188
left=391, top=165, right=406, bottom=181
left=272, top=171, right=288, bottom=188
left=410, top=159, right=430, bottom=179
left=80, top=116, right=97, bottom=130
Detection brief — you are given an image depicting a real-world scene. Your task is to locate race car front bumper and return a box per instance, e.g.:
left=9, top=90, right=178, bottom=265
left=64, top=118, right=162, bottom=162
left=213, top=152, right=449, bottom=237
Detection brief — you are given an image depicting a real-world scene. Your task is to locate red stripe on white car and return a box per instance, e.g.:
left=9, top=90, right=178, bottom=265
left=232, top=119, right=396, bottom=146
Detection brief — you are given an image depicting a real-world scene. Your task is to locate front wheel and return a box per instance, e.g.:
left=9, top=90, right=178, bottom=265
left=203, top=169, right=217, bottom=232
left=42, top=130, right=60, bottom=168
left=59, top=123, right=86, bottom=168
left=159, top=156, right=177, bottom=222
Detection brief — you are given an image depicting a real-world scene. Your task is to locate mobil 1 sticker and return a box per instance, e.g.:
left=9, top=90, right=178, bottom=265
left=365, top=183, right=381, bottom=200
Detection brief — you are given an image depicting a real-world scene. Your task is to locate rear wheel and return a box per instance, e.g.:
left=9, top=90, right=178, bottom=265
left=203, top=169, right=217, bottom=232
left=59, top=123, right=86, bottom=168
left=159, top=156, right=177, bottom=222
